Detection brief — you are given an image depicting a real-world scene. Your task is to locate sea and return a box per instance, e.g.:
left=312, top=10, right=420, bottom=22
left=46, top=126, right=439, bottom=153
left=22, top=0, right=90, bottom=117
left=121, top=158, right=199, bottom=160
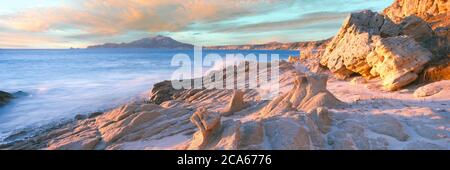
left=0, top=48, right=298, bottom=143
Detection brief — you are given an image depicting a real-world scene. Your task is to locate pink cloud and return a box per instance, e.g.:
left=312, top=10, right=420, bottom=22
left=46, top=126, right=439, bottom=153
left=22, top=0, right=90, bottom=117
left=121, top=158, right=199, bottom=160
left=0, top=0, right=276, bottom=36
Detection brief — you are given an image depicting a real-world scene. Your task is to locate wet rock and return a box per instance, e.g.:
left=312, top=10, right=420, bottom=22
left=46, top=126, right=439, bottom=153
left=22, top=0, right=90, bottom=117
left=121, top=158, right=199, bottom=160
left=147, top=80, right=183, bottom=104
left=0, top=91, right=13, bottom=106
left=12, top=91, right=29, bottom=98
left=88, top=111, right=103, bottom=118
left=74, top=114, right=87, bottom=121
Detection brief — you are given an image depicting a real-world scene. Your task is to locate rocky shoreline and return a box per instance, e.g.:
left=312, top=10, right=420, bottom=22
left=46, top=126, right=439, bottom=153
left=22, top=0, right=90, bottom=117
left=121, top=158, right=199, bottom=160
left=1, top=0, right=448, bottom=150
left=2, top=59, right=449, bottom=150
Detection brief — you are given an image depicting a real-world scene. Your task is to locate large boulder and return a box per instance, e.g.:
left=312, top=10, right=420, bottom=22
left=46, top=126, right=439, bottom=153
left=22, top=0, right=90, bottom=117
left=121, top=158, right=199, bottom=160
left=384, top=0, right=449, bottom=59
left=0, top=91, right=13, bottom=106
left=367, top=36, right=432, bottom=90
left=383, top=0, right=449, bottom=28
left=320, top=10, right=400, bottom=78
left=399, top=16, right=434, bottom=42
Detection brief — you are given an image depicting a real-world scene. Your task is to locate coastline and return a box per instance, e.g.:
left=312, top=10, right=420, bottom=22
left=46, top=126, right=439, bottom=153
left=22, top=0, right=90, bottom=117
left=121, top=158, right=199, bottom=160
left=2, top=58, right=449, bottom=150
left=0, top=0, right=448, bottom=150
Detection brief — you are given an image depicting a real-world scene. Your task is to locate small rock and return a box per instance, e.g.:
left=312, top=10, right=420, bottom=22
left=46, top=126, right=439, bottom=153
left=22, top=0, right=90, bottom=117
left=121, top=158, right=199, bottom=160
left=0, top=91, right=13, bottom=106
left=74, top=114, right=87, bottom=120
left=221, top=90, right=248, bottom=116
left=12, top=91, right=29, bottom=97
left=413, top=80, right=450, bottom=97
left=88, top=111, right=103, bottom=118
left=350, top=77, right=367, bottom=85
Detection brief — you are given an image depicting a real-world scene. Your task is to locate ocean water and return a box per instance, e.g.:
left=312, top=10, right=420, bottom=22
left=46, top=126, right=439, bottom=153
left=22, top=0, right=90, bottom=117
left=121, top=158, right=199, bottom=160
left=0, top=48, right=298, bottom=142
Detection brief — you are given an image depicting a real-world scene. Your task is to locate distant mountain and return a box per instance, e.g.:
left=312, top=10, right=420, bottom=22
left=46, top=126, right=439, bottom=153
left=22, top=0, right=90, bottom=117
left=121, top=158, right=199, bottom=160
left=87, top=35, right=194, bottom=49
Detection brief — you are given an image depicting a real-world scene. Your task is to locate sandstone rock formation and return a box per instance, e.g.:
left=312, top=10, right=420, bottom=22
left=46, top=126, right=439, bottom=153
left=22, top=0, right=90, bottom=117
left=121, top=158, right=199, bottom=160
left=383, top=0, right=449, bottom=28
left=262, top=73, right=343, bottom=117
left=383, top=0, right=449, bottom=65
left=147, top=80, right=182, bottom=104
left=368, top=114, right=409, bottom=141
left=2, top=1, right=448, bottom=150
left=320, top=10, right=401, bottom=79
left=288, top=56, right=300, bottom=63
left=413, top=80, right=450, bottom=97
left=3, top=56, right=448, bottom=150
left=421, top=59, right=450, bottom=82
left=366, top=36, right=432, bottom=90
left=188, top=108, right=241, bottom=150
left=319, top=5, right=444, bottom=90
left=0, top=91, right=12, bottom=106
left=221, top=90, right=248, bottom=116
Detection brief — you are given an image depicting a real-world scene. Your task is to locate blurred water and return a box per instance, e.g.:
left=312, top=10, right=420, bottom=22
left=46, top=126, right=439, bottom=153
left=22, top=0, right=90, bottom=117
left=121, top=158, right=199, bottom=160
left=0, top=48, right=297, bottom=141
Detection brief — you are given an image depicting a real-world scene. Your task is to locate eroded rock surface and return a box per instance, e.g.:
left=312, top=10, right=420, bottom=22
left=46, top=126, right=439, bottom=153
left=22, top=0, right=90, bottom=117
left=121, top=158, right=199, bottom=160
left=383, top=0, right=449, bottom=28
left=221, top=90, right=248, bottom=116
left=320, top=10, right=400, bottom=78
left=367, top=36, right=432, bottom=90
left=414, top=80, right=450, bottom=97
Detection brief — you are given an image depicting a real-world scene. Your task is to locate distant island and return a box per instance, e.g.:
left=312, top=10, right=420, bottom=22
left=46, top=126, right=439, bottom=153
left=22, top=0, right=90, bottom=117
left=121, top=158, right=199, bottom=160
left=87, top=35, right=331, bottom=50
left=87, top=35, right=194, bottom=49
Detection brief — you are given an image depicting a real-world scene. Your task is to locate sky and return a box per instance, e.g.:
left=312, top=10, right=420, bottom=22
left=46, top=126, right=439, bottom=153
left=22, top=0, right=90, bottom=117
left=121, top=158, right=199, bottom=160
left=0, top=0, right=394, bottom=49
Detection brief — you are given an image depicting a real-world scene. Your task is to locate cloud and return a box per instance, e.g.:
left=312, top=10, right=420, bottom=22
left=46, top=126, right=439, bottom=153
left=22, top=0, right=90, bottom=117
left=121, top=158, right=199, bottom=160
left=0, top=0, right=394, bottom=48
left=210, top=11, right=350, bottom=33
left=0, top=0, right=284, bottom=36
